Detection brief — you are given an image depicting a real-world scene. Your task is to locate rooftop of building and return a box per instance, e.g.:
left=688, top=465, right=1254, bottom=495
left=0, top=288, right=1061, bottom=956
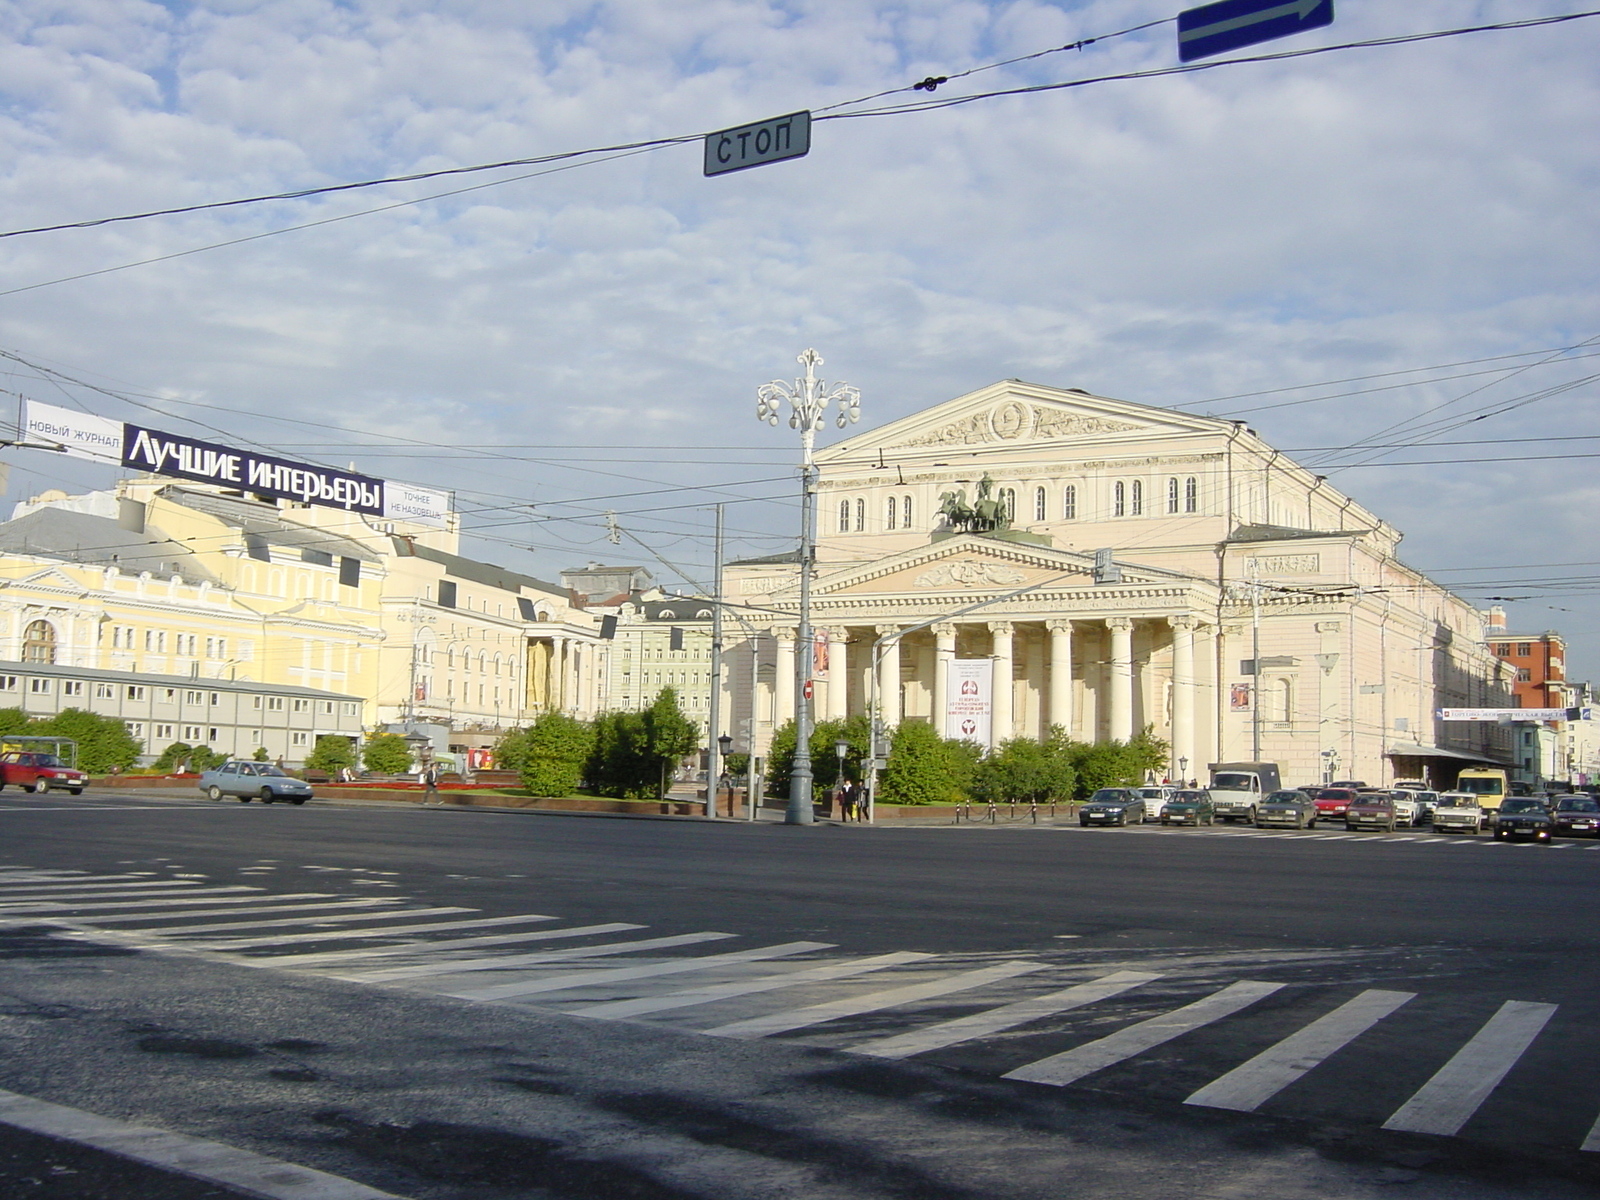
left=390, top=536, right=564, bottom=598
left=0, top=507, right=219, bottom=585
left=0, top=658, right=360, bottom=699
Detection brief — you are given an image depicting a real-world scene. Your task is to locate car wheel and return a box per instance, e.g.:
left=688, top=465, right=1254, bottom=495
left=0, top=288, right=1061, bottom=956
left=260, top=789, right=276, bottom=805
left=68, top=788, right=83, bottom=796
left=32, top=777, right=49, bottom=794
left=206, top=786, right=223, bottom=802
left=291, top=797, right=307, bottom=805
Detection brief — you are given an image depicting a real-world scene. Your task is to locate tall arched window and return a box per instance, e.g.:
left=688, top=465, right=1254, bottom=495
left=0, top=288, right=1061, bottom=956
left=1273, top=678, right=1293, bottom=723
left=1130, top=480, right=1143, bottom=516
left=886, top=496, right=898, bottom=530
left=1185, top=477, right=1198, bottom=513
left=901, top=494, right=912, bottom=529
left=838, top=500, right=850, bottom=532
left=999, top=488, right=1016, bottom=522
left=1033, top=486, right=1046, bottom=522
left=1167, top=477, right=1180, bottom=514
left=22, top=620, right=55, bottom=664
left=1062, top=484, right=1077, bottom=520
left=1113, top=481, right=1126, bottom=517
left=854, top=498, right=865, bottom=532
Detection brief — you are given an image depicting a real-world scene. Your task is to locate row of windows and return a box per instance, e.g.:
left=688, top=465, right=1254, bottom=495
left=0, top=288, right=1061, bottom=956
left=0, top=674, right=357, bottom=715
left=134, top=723, right=312, bottom=749
left=834, top=477, right=1203, bottom=532
left=106, top=627, right=229, bottom=659
left=1493, top=643, right=1535, bottom=658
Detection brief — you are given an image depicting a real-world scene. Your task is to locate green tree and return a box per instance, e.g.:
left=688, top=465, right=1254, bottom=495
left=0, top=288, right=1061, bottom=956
left=187, top=745, right=225, bottom=772
left=1061, top=726, right=1172, bottom=798
left=764, top=714, right=873, bottom=797
left=0, top=707, right=30, bottom=737
left=362, top=732, right=414, bottom=775
left=642, top=687, right=699, bottom=799
left=152, top=742, right=195, bottom=773
left=971, top=737, right=1076, bottom=806
left=252, top=746, right=270, bottom=762
left=30, top=709, right=141, bottom=775
left=880, top=721, right=967, bottom=806
left=305, top=735, right=357, bottom=775
left=498, top=712, right=595, bottom=797
left=587, top=710, right=652, bottom=798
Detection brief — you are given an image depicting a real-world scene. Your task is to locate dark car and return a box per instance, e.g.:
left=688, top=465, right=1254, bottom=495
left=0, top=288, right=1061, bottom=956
left=1256, top=790, right=1318, bottom=829
left=1494, top=796, right=1553, bottom=842
left=1310, top=787, right=1358, bottom=819
left=1345, top=794, right=1396, bottom=831
left=1079, top=788, right=1146, bottom=827
left=1551, top=794, right=1600, bottom=838
left=1161, top=789, right=1214, bottom=826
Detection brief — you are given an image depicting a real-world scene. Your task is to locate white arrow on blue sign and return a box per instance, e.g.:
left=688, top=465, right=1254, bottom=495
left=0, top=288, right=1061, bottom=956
left=1178, top=0, right=1333, bottom=63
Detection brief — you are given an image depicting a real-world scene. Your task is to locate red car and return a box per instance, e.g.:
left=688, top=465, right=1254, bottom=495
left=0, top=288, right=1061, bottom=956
left=0, top=751, right=88, bottom=795
left=1310, top=787, right=1358, bottom=819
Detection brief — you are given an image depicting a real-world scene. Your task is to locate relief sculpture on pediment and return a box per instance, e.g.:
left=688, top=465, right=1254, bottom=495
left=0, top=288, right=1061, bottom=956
left=902, top=403, right=1143, bottom=448
left=914, top=561, right=1027, bottom=588
left=1030, top=408, right=1141, bottom=439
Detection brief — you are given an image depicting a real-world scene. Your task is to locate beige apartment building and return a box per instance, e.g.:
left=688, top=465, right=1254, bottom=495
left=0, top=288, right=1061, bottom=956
left=722, top=378, right=1515, bottom=787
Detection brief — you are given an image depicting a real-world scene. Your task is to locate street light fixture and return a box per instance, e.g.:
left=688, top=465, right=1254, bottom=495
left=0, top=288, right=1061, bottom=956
left=716, top=733, right=734, bottom=817
left=1178, top=755, right=1188, bottom=784
left=756, top=349, right=860, bottom=826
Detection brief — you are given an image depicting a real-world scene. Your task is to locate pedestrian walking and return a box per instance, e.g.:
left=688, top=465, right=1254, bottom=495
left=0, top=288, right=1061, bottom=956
left=421, top=759, right=441, bottom=806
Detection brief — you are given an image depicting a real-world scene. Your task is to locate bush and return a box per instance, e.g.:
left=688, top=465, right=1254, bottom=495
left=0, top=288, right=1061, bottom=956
left=152, top=742, right=195, bottom=773
left=879, top=722, right=969, bottom=806
left=362, top=733, right=414, bottom=775
left=30, top=709, right=141, bottom=775
left=498, top=712, right=595, bottom=797
left=587, top=689, right=699, bottom=800
left=0, top=708, right=30, bottom=737
left=305, top=735, right=357, bottom=775
left=187, top=745, right=225, bottom=772
left=764, top=714, right=872, bottom=797
left=1060, top=725, right=1171, bottom=798
left=252, top=746, right=270, bottom=762
left=971, top=737, right=1076, bottom=806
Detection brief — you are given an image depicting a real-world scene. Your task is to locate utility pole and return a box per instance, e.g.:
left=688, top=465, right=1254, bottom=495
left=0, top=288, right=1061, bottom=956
left=1249, top=557, right=1262, bottom=762
left=707, top=504, right=725, bottom=818
left=756, top=349, right=860, bottom=825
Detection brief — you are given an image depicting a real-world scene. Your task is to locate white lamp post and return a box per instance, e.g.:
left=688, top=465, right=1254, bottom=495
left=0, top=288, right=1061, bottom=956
left=757, top=348, right=860, bottom=825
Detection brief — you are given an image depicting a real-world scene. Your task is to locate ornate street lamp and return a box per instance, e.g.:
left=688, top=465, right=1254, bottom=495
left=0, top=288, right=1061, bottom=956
left=757, top=349, right=860, bottom=825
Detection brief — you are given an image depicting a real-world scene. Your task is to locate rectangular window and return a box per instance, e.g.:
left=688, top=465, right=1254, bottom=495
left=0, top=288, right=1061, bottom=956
left=127, top=722, right=144, bottom=739
left=208, top=728, right=219, bottom=742
left=341, top=702, right=358, bottom=717
left=62, top=681, right=83, bottom=697
left=267, top=697, right=284, bottom=711
left=252, top=696, right=263, bottom=709
left=95, top=683, right=115, bottom=699
left=1062, top=485, right=1076, bottom=520
left=292, top=698, right=310, bottom=713
left=28, top=677, right=51, bottom=694
left=1517, top=643, right=1531, bottom=657
left=291, top=732, right=309, bottom=747
left=1516, top=668, right=1531, bottom=682
left=155, top=724, right=174, bottom=740
left=184, top=725, right=202, bottom=741
left=126, top=685, right=146, bottom=701
left=185, top=690, right=203, bottom=704
left=205, top=638, right=227, bottom=659
left=320, top=701, right=334, bottom=714
left=210, top=693, right=220, bottom=706
left=176, top=633, right=197, bottom=656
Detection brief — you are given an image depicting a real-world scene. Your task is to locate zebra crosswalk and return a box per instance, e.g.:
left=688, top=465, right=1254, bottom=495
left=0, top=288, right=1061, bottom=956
left=1, top=862, right=1592, bottom=1155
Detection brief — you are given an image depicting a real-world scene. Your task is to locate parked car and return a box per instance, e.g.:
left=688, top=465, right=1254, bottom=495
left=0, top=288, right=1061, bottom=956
left=198, top=761, right=313, bottom=805
left=1310, top=787, right=1358, bottom=820
left=1493, top=797, right=1553, bottom=842
left=1256, top=790, right=1318, bottom=829
left=1161, top=790, right=1214, bottom=826
left=0, top=751, right=88, bottom=795
left=1079, top=789, right=1146, bottom=827
left=1551, top=794, right=1600, bottom=838
left=1133, top=785, right=1177, bottom=822
left=1397, top=789, right=1439, bottom=823
left=1389, top=792, right=1422, bottom=828
left=1346, top=794, right=1397, bottom=831
left=1329, top=780, right=1369, bottom=790
left=1431, top=792, right=1484, bottom=835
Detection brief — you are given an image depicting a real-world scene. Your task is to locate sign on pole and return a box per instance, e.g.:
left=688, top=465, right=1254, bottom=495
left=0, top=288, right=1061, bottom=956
left=945, top=658, right=994, bottom=746
left=1178, top=0, right=1333, bottom=63
left=1437, top=707, right=1591, bottom=722
left=704, top=111, right=811, bottom=177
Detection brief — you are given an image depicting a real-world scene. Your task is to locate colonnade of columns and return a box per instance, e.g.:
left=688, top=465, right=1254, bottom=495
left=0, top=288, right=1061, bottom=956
left=760, top=614, right=1204, bottom=774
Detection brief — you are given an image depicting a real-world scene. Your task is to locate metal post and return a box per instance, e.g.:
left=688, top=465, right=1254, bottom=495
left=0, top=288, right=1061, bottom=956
left=707, top=504, right=725, bottom=818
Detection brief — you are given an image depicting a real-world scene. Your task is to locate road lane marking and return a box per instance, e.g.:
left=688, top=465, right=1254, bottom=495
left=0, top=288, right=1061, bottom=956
left=853, top=969, right=1162, bottom=1060
left=1184, top=989, right=1416, bottom=1112
left=0, top=1085, right=404, bottom=1199
left=263, top=923, right=644, bottom=966
left=449, top=941, right=836, bottom=1001
left=341, top=932, right=737, bottom=982
left=187, top=911, right=555, bottom=948
left=570, top=951, right=935, bottom=1020
left=1582, top=1110, right=1600, bottom=1152
left=705, top=961, right=1046, bottom=1040
left=1002, top=980, right=1287, bottom=1087
left=0, top=878, right=175, bottom=892
left=62, top=899, right=392, bottom=924
left=144, top=903, right=460, bottom=935
left=1382, top=1000, right=1558, bottom=1135
left=0, top=884, right=238, bottom=903
left=0, top=891, right=322, bottom=914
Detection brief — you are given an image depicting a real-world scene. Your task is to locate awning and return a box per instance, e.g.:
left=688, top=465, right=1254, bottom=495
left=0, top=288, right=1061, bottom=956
left=1386, top=743, right=1515, bottom=767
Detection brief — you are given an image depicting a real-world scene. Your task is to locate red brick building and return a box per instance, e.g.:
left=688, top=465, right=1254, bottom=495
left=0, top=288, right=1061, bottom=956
left=1485, top=609, right=1569, bottom=710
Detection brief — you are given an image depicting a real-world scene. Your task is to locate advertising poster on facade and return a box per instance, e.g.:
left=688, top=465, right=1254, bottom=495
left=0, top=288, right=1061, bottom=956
left=946, top=658, right=993, bottom=746
left=21, top=400, right=124, bottom=463
left=1230, top=683, right=1252, bottom=710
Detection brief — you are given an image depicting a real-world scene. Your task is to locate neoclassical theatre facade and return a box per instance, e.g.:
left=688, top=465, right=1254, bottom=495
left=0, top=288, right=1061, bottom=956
left=722, top=379, right=1514, bottom=787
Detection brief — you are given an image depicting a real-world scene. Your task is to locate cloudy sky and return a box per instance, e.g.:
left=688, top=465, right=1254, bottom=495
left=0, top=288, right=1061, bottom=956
left=0, top=0, right=1596, bottom=673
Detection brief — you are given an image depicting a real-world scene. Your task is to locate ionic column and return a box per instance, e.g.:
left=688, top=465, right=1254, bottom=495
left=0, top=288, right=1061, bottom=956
left=1169, top=615, right=1197, bottom=782
left=822, top=629, right=849, bottom=721
left=1025, top=633, right=1045, bottom=738
left=989, top=621, right=1014, bottom=744
left=774, top=629, right=796, bottom=726
left=1107, top=617, right=1134, bottom=742
left=932, top=623, right=956, bottom=738
left=1047, top=620, right=1074, bottom=737
left=876, top=625, right=902, bottom=728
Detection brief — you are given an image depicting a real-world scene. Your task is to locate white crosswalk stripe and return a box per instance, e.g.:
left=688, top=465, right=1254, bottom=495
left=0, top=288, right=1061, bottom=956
left=1382, top=1000, right=1558, bottom=1135
left=1184, top=989, right=1415, bottom=1112
left=0, top=891, right=322, bottom=913
left=853, top=969, right=1161, bottom=1060
left=149, top=903, right=462, bottom=936
left=448, top=941, right=837, bottom=1002
left=62, top=899, right=400, bottom=924
left=705, top=961, right=1046, bottom=1040
left=1003, top=980, right=1286, bottom=1087
left=265, top=922, right=644, bottom=967
left=341, top=931, right=738, bottom=982
left=187, top=911, right=556, bottom=949
left=0, top=884, right=244, bottom=904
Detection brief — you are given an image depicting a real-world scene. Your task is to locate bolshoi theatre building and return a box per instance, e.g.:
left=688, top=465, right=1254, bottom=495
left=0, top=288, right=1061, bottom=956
left=721, top=378, right=1515, bottom=788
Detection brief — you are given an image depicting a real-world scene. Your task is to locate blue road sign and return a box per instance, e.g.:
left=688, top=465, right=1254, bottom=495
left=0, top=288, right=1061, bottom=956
left=1178, top=0, right=1333, bottom=63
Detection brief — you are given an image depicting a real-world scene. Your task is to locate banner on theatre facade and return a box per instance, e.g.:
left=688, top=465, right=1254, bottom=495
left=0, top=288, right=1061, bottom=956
left=382, top=480, right=451, bottom=529
left=945, top=657, right=993, bottom=746
left=21, top=400, right=123, bottom=463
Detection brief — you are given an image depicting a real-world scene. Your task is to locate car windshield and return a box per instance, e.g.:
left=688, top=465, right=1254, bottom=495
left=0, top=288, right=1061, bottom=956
left=1500, top=798, right=1546, bottom=813
left=1088, top=790, right=1126, bottom=804
left=1558, top=798, right=1600, bottom=812
left=30, top=754, right=64, bottom=768
left=1314, top=789, right=1355, bottom=799
left=1212, top=773, right=1255, bottom=790
left=1135, top=789, right=1165, bottom=799
left=1173, top=791, right=1206, bottom=802
left=256, top=765, right=289, bottom=777
left=1265, top=792, right=1303, bottom=803
left=1456, top=776, right=1506, bottom=797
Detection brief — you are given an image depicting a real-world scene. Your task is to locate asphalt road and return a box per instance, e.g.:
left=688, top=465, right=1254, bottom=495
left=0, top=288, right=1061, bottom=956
left=0, top=787, right=1596, bottom=1200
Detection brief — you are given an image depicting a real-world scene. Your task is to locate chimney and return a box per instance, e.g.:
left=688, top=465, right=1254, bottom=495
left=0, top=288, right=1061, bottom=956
left=1486, top=605, right=1507, bottom=632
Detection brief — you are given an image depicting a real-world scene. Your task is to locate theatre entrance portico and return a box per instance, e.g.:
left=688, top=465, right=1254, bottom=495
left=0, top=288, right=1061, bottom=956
left=727, top=534, right=1219, bottom=775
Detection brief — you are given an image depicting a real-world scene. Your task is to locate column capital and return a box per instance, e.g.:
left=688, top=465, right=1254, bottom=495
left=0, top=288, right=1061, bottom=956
left=1046, top=619, right=1075, bottom=634
left=987, top=620, right=1015, bottom=636
left=773, top=627, right=798, bottom=643
left=1105, top=616, right=1134, bottom=634
left=874, top=624, right=901, bottom=638
left=1167, top=613, right=1197, bottom=632
left=932, top=622, right=957, bottom=639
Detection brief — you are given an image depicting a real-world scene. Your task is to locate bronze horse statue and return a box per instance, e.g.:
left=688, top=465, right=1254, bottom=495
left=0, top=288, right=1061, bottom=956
left=938, top=473, right=1011, bottom=534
